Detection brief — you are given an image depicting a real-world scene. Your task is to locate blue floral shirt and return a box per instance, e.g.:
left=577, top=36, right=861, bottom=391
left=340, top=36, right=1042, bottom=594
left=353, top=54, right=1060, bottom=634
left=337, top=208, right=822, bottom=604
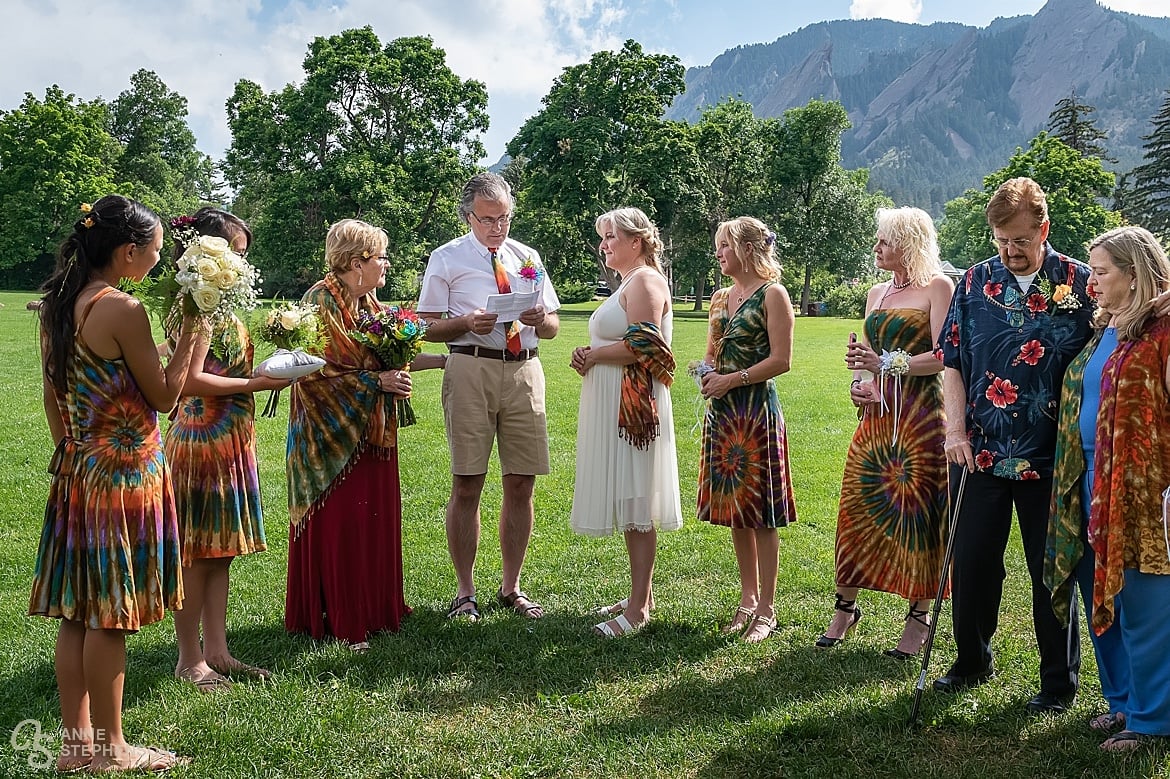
left=938, top=245, right=1094, bottom=480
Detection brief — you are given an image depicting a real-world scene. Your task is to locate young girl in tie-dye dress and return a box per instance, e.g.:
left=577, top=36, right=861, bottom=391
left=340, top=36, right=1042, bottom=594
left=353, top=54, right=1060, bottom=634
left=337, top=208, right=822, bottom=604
left=29, top=194, right=202, bottom=773
left=164, top=208, right=288, bottom=690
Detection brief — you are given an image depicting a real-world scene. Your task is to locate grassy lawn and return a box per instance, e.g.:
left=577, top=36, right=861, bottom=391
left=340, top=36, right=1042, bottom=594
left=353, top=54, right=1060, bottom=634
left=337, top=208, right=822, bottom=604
left=0, top=289, right=1166, bottom=777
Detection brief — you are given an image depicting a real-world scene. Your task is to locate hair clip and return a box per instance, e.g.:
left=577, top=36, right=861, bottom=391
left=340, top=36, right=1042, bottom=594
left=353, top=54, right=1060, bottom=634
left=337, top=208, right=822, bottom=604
left=80, top=203, right=92, bottom=214
left=765, top=231, right=776, bottom=247
left=82, top=217, right=94, bottom=229
left=362, top=250, right=372, bottom=259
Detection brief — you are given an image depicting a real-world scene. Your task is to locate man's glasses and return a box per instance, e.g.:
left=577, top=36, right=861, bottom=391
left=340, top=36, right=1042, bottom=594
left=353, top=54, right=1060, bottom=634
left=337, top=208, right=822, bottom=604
left=471, top=212, right=512, bottom=227
left=991, top=236, right=1037, bottom=250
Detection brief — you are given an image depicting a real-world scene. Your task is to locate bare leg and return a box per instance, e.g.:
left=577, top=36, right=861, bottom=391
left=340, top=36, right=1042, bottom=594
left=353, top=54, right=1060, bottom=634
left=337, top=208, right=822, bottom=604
left=200, top=557, right=266, bottom=675
left=890, top=598, right=932, bottom=656
left=83, top=629, right=131, bottom=771
left=446, top=473, right=486, bottom=613
left=173, top=561, right=214, bottom=681
left=499, top=473, right=535, bottom=598
left=727, top=528, right=760, bottom=631
left=744, top=528, right=779, bottom=642
left=623, top=529, right=657, bottom=627
left=823, top=585, right=862, bottom=640
left=55, top=620, right=92, bottom=770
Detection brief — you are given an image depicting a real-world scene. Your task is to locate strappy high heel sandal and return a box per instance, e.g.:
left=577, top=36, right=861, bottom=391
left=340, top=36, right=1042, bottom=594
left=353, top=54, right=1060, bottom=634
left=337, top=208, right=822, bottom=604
left=884, top=603, right=930, bottom=659
left=815, top=593, right=863, bottom=648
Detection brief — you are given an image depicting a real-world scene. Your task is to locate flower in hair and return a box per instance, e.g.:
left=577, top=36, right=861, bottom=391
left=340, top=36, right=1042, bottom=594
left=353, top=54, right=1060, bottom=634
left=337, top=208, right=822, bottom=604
left=765, top=231, right=776, bottom=247
left=169, top=215, right=199, bottom=249
left=79, top=203, right=92, bottom=213
left=82, top=217, right=94, bottom=229
left=362, top=250, right=372, bottom=259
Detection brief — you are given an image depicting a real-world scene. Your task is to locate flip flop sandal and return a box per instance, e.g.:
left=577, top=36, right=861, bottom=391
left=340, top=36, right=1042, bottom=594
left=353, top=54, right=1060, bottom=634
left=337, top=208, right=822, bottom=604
left=175, top=669, right=232, bottom=693
left=446, top=594, right=480, bottom=621
left=1101, top=730, right=1161, bottom=752
left=1089, top=711, right=1126, bottom=733
left=209, top=660, right=272, bottom=680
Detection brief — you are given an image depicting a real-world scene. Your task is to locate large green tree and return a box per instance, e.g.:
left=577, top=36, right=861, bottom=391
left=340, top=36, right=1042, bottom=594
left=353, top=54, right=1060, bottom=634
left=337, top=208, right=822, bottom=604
left=109, top=69, right=215, bottom=218
left=760, top=99, right=886, bottom=310
left=1128, top=89, right=1170, bottom=238
left=507, top=40, right=687, bottom=289
left=0, top=87, right=120, bottom=286
left=939, top=132, right=1121, bottom=265
left=669, top=99, right=768, bottom=310
left=225, top=28, right=488, bottom=295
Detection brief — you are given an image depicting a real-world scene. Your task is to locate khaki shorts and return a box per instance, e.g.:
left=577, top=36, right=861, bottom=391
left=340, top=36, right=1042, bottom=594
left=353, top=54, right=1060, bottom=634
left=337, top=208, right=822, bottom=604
left=441, top=353, right=550, bottom=476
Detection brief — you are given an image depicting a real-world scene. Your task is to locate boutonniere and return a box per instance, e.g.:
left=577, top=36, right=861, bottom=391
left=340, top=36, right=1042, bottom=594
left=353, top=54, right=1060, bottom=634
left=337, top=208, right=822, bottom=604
left=1038, top=278, right=1081, bottom=312
left=519, top=255, right=544, bottom=290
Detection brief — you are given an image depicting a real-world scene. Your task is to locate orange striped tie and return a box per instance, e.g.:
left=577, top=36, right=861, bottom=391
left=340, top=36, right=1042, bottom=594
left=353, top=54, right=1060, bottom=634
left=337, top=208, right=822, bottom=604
left=489, top=247, right=522, bottom=356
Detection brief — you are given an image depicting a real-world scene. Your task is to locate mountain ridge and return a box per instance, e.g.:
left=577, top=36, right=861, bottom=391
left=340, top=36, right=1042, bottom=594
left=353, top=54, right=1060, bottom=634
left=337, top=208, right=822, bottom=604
left=666, top=0, right=1170, bottom=212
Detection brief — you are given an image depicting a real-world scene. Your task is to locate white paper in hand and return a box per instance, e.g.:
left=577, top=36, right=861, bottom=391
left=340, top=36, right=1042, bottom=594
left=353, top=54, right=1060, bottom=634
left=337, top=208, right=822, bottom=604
left=254, top=348, right=325, bottom=379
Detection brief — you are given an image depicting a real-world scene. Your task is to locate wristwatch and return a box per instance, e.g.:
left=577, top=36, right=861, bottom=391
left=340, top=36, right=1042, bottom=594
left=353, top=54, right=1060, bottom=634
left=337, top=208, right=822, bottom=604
left=740, top=370, right=750, bottom=386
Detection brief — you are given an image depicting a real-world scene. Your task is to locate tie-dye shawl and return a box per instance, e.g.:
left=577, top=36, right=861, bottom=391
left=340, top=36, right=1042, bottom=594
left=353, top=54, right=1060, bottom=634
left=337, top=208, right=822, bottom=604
left=1087, top=316, right=1170, bottom=634
left=618, top=321, right=675, bottom=450
left=287, top=274, right=395, bottom=533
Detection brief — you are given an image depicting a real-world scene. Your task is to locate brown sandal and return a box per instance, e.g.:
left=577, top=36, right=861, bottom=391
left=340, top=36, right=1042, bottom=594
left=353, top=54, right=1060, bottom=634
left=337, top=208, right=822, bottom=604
left=497, top=589, right=544, bottom=618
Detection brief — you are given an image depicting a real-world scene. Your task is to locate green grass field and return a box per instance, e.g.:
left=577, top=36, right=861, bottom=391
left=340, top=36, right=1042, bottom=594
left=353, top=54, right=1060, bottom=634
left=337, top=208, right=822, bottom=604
left=0, top=290, right=1166, bottom=777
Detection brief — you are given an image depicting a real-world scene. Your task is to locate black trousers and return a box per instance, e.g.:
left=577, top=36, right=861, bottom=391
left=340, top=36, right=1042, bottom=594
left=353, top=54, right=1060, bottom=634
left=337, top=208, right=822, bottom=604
left=947, top=466, right=1079, bottom=696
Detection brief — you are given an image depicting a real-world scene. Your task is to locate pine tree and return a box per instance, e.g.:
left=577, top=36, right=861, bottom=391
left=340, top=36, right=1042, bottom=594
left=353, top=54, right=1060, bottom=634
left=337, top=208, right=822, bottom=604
left=1047, top=90, right=1116, bottom=163
left=1129, top=90, right=1170, bottom=238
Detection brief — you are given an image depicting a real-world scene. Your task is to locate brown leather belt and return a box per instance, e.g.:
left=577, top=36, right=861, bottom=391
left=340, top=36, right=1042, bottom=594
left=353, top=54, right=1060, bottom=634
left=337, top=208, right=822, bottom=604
left=449, top=345, right=538, bottom=362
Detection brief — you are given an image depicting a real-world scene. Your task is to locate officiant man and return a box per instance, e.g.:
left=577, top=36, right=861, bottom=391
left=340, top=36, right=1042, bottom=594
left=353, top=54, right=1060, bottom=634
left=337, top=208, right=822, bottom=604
left=418, top=172, right=561, bottom=623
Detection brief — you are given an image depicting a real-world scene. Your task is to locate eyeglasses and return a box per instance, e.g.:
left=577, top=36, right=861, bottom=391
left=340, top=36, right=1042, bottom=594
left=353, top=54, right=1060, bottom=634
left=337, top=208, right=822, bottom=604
left=991, top=235, right=1037, bottom=250
left=470, top=212, right=512, bottom=227
left=359, top=253, right=389, bottom=263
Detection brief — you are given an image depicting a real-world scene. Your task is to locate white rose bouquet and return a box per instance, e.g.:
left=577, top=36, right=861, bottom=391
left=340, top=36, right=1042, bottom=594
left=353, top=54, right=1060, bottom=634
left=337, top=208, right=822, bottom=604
left=118, top=217, right=262, bottom=359
left=252, top=301, right=329, bottom=416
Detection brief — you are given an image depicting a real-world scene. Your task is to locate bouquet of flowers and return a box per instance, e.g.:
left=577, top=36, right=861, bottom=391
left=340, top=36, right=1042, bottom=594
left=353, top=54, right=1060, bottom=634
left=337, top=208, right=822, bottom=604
left=685, top=359, right=717, bottom=433
left=351, top=305, right=428, bottom=427
left=252, top=301, right=329, bottom=417
left=120, top=217, right=262, bottom=358
left=877, top=348, right=912, bottom=444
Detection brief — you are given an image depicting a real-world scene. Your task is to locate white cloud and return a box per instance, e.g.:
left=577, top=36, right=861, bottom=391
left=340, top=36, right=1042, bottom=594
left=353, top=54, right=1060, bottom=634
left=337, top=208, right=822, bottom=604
left=1100, top=0, right=1170, bottom=15
left=0, top=0, right=628, bottom=164
left=849, top=0, right=924, bottom=23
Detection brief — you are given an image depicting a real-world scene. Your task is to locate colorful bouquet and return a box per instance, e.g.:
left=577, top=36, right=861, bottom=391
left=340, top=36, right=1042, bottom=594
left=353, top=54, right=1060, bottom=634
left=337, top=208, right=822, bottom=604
left=252, top=301, right=329, bottom=417
left=351, top=305, right=428, bottom=427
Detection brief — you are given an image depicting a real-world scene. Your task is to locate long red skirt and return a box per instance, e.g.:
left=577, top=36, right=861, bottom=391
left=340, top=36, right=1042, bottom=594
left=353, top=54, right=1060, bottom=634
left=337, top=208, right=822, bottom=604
left=285, top=447, right=410, bottom=643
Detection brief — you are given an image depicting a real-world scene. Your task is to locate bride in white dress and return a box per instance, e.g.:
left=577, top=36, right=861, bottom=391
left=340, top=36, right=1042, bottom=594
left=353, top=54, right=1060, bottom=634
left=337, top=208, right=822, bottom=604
left=569, top=207, right=683, bottom=637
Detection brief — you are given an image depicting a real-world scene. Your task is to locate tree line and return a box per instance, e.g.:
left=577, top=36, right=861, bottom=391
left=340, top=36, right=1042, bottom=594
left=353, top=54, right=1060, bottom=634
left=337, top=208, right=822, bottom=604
left=1, top=29, right=1168, bottom=311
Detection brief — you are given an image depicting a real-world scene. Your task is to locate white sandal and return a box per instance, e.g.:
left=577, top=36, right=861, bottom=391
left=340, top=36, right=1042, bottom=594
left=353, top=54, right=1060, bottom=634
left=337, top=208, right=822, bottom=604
left=592, top=614, right=645, bottom=638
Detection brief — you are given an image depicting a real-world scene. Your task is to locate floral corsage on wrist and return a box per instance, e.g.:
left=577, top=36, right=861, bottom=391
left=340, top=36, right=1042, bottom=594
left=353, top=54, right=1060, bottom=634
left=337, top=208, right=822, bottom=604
left=686, top=359, right=716, bottom=388
left=876, top=349, right=912, bottom=444
left=1038, top=278, right=1080, bottom=312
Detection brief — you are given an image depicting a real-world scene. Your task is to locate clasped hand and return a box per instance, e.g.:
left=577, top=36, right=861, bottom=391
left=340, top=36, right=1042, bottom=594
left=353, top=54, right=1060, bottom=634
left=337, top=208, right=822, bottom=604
left=378, top=369, right=412, bottom=397
left=700, top=371, right=732, bottom=400
left=569, top=346, right=590, bottom=376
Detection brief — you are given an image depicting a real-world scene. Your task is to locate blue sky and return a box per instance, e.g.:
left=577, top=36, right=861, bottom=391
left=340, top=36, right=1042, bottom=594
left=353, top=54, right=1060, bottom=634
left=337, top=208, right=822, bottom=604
left=0, top=0, right=1164, bottom=165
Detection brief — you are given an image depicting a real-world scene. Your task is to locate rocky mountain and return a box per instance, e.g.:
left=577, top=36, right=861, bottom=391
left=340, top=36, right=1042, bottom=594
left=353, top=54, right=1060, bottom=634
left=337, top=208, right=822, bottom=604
left=667, top=0, right=1170, bottom=212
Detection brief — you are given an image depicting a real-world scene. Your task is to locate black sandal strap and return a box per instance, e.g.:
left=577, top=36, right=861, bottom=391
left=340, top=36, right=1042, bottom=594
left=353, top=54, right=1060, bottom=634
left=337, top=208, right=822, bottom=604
left=833, top=593, right=858, bottom=613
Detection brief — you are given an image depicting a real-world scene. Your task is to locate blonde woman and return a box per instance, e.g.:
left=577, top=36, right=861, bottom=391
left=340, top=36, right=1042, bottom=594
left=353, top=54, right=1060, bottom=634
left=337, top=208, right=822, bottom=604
left=570, top=207, right=683, bottom=637
left=698, top=216, right=797, bottom=643
left=284, top=219, right=443, bottom=649
left=816, top=207, right=954, bottom=656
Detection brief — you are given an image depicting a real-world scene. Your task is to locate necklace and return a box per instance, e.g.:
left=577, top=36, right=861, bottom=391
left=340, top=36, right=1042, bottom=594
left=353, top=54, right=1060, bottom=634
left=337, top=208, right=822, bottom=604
left=877, top=278, right=913, bottom=309
left=733, top=281, right=765, bottom=305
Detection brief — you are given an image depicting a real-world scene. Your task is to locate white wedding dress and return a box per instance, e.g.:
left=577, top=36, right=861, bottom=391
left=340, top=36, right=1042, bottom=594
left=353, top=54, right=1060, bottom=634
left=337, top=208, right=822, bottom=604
left=569, top=273, right=683, bottom=536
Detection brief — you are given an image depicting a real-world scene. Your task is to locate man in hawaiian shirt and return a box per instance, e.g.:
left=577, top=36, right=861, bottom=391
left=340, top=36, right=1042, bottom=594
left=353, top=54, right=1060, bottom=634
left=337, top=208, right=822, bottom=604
left=936, top=177, right=1094, bottom=714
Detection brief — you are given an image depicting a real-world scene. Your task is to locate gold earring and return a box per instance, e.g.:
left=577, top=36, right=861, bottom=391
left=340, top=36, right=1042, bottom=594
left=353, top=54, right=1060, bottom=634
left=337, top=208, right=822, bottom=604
left=358, top=268, right=364, bottom=287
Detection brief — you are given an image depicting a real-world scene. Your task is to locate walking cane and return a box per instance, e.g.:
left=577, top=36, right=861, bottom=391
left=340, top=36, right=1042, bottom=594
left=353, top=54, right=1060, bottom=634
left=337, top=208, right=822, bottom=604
left=909, top=465, right=969, bottom=728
